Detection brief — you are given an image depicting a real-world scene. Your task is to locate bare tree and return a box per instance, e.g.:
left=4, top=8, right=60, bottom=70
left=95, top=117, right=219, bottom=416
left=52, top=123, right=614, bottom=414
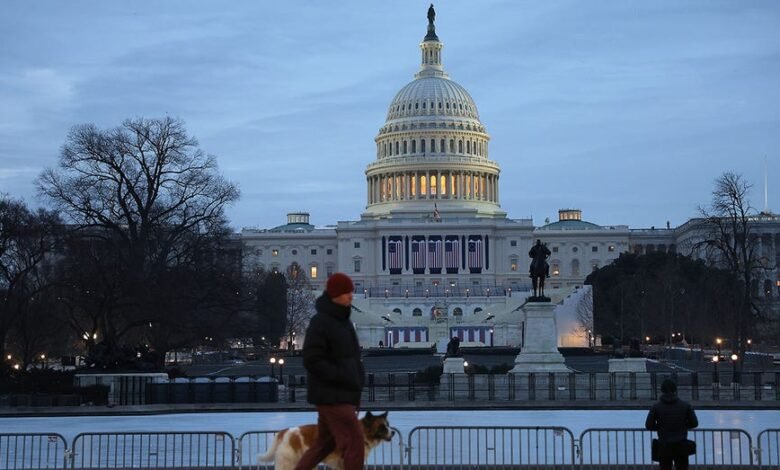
left=36, top=117, right=239, bottom=367
left=284, top=263, right=315, bottom=350
left=0, top=195, right=61, bottom=365
left=697, top=172, right=769, bottom=368
left=574, top=287, right=594, bottom=346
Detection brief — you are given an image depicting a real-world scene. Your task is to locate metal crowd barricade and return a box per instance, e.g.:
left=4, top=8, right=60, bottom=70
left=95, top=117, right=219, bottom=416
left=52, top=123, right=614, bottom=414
left=69, top=432, right=235, bottom=468
left=237, top=427, right=404, bottom=470
left=407, top=426, right=576, bottom=468
left=758, top=429, right=780, bottom=469
left=0, top=433, right=68, bottom=469
left=579, top=428, right=754, bottom=468
left=236, top=431, right=277, bottom=470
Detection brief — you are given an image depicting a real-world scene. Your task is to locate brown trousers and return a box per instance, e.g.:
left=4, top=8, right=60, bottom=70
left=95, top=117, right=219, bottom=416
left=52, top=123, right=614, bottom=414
left=293, top=404, right=364, bottom=470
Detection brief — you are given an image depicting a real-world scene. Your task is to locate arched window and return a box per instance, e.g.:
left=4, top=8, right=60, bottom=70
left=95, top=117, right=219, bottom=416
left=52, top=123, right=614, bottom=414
left=458, top=140, right=463, bottom=153
left=395, top=141, right=399, bottom=154
left=571, top=259, right=580, bottom=277
left=393, top=308, right=403, bottom=315
left=466, top=141, right=471, bottom=154
left=411, top=140, right=416, bottom=153
left=420, top=175, right=427, bottom=195
left=413, top=308, right=422, bottom=316
left=440, top=175, right=446, bottom=196
left=441, top=139, right=445, bottom=153
left=430, top=139, right=435, bottom=152
left=430, top=176, right=437, bottom=195
left=453, top=308, right=463, bottom=316
left=420, top=139, right=425, bottom=153
left=510, top=257, right=518, bottom=271
left=449, top=139, right=455, bottom=152
left=403, top=141, right=408, bottom=154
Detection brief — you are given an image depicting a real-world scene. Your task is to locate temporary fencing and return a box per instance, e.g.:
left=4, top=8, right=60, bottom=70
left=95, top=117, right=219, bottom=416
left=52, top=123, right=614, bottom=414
left=2, top=425, right=779, bottom=468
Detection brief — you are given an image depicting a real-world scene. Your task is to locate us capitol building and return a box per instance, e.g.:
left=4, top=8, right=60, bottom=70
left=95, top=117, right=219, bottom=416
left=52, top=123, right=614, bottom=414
left=242, top=8, right=780, bottom=351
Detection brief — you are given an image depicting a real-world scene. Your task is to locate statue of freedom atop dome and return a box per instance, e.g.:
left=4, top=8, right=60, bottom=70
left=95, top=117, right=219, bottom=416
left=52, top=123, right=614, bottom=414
left=427, top=4, right=436, bottom=25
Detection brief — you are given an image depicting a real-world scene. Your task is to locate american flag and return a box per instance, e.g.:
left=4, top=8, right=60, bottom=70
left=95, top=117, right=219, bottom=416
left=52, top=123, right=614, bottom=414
left=468, top=239, right=483, bottom=269
left=445, top=239, right=459, bottom=269
left=433, top=203, right=441, bottom=221
left=388, top=240, right=403, bottom=271
left=427, top=239, right=442, bottom=269
left=411, top=240, right=426, bottom=270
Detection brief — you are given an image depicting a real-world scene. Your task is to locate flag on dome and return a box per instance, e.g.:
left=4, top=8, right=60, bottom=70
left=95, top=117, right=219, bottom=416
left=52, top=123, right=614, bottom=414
left=433, top=203, right=441, bottom=221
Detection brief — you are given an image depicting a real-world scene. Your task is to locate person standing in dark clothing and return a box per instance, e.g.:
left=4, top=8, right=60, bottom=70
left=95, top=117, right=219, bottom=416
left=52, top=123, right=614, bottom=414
left=645, top=379, right=699, bottom=470
left=294, top=273, right=365, bottom=470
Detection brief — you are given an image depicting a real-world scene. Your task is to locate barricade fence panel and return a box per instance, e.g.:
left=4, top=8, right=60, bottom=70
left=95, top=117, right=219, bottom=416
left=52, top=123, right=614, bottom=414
left=4, top=427, right=777, bottom=469
left=579, top=428, right=753, bottom=468
left=70, top=432, right=235, bottom=468
left=237, top=428, right=404, bottom=470
left=0, top=433, right=68, bottom=469
left=758, top=429, right=780, bottom=469
left=407, top=426, right=576, bottom=468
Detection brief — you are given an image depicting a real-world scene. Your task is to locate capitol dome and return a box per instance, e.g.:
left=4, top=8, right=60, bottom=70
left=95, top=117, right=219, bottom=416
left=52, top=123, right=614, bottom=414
left=364, top=6, right=503, bottom=219
left=385, top=77, right=481, bottom=123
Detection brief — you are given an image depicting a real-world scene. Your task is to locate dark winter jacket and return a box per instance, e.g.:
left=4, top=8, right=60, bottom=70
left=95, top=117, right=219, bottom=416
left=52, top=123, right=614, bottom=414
left=301, top=294, right=365, bottom=406
left=645, top=391, right=698, bottom=444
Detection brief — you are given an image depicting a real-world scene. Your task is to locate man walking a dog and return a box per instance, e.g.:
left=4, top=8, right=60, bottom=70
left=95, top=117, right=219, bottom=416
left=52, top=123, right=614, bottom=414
left=295, top=272, right=365, bottom=470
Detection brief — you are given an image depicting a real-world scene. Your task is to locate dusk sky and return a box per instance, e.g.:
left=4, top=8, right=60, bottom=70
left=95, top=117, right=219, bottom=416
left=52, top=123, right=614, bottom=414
left=1, top=1, right=778, bottom=231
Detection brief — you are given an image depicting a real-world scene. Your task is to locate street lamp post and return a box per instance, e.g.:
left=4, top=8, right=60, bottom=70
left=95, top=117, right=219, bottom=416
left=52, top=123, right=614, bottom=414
left=712, top=355, right=720, bottom=384
left=269, top=357, right=276, bottom=377
left=278, top=358, right=285, bottom=384
left=730, top=353, right=739, bottom=384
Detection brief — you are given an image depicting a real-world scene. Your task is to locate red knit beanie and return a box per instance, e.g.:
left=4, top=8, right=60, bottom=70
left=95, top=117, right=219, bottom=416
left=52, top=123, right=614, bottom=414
left=326, top=272, right=354, bottom=298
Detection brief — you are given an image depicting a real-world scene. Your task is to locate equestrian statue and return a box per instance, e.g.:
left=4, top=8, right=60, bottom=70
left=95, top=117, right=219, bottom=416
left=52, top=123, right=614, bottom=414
left=528, top=239, right=551, bottom=301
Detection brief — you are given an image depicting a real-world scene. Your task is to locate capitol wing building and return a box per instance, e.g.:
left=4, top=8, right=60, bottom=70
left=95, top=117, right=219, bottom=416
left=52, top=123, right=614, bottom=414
left=242, top=10, right=780, bottom=351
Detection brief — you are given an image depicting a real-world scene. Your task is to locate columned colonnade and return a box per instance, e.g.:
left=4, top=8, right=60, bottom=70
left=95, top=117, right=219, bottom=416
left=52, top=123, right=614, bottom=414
left=367, top=170, right=499, bottom=203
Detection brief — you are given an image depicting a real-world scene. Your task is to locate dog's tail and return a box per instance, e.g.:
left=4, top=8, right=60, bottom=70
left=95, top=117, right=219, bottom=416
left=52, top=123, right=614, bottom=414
left=258, top=432, right=282, bottom=464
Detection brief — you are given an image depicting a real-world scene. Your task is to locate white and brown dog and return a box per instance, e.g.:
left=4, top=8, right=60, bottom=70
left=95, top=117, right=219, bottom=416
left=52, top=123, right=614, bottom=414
left=259, top=411, right=394, bottom=470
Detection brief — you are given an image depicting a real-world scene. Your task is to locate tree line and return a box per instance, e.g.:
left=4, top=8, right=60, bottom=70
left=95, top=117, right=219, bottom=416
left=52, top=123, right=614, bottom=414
left=586, top=173, right=777, bottom=369
left=1, top=117, right=310, bottom=373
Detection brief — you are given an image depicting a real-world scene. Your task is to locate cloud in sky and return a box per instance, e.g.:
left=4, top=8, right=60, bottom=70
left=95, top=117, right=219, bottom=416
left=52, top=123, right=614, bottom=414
left=1, top=0, right=778, bottom=230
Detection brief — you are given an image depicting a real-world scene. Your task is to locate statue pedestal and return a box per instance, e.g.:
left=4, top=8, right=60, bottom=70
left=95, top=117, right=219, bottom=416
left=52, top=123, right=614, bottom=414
left=510, top=302, right=570, bottom=373
left=442, top=357, right=465, bottom=374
